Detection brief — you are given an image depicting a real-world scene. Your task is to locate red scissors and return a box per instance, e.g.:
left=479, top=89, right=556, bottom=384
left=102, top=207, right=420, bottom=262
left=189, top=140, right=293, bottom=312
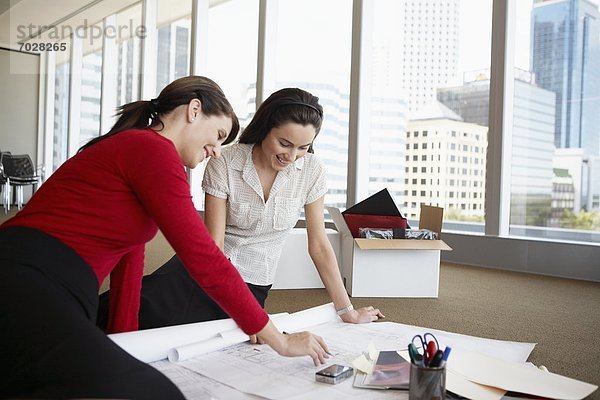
left=412, top=333, right=439, bottom=366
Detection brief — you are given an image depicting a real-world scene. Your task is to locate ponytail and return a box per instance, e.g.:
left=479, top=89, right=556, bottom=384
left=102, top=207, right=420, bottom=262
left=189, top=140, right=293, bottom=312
left=78, top=100, right=158, bottom=152
left=78, top=76, right=239, bottom=152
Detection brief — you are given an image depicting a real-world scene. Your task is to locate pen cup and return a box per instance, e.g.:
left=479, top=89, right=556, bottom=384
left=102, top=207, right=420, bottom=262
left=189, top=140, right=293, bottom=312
left=408, top=363, right=446, bottom=400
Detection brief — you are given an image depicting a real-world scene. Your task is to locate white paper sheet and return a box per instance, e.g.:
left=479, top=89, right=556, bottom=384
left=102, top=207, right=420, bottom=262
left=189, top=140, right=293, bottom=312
left=177, top=320, right=403, bottom=400
left=450, top=351, right=598, bottom=400
left=152, top=360, right=259, bottom=400
left=173, top=319, right=536, bottom=400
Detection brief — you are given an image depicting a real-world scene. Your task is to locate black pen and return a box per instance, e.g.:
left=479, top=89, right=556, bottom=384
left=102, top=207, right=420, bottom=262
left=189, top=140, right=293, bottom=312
left=428, top=349, right=444, bottom=368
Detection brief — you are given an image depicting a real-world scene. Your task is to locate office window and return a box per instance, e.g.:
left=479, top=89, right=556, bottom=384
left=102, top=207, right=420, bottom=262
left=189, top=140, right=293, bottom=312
left=115, top=4, right=142, bottom=106
left=155, top=0, right=191, bottom=96
left=509, top=0, right=600, bottom=243
left=269, top=0, right=352, bottom=209
left=79, top=22, right=103, bottom=146
left=190, top=0, right=260, bottom=209
left=52, top=45, right=71, bottom=172
left=354, top=0, right=410, bottom=205
left=207, top=0, right=258, bottom=129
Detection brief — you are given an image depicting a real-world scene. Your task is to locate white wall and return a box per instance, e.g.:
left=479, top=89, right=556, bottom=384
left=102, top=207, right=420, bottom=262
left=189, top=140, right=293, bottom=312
left=0, top=48, right=40, bottom=202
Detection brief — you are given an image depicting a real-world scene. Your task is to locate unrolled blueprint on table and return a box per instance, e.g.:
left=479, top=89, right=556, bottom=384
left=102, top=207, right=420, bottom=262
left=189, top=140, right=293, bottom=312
left=152, top=318, right=535, bottom=400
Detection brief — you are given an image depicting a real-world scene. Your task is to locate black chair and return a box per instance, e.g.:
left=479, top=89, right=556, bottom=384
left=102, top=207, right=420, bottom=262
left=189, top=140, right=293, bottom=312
left=1, top=153, right=42, bottom=210
left=0, top=155, right=9, bottom=213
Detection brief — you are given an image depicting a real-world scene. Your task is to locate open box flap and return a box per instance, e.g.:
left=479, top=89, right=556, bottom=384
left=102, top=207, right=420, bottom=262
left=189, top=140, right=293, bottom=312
left=326, top=207, right=352, bottom=237
left=419, top=204, right=444, bottom=238
left=355, top=238, right=452, bottom=251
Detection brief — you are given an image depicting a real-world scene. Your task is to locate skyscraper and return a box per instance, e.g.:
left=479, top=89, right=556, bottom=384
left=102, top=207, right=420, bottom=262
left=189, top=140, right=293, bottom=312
left=398, top=0, right=460, bottom=113
left=437, top=69, right=558, bottom=224
left=531, top=0, right=600, bottom=156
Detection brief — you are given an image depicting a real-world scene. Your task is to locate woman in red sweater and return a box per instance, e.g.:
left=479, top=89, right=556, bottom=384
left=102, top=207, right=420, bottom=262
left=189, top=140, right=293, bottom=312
left=0, top=76, right=328, bottom=399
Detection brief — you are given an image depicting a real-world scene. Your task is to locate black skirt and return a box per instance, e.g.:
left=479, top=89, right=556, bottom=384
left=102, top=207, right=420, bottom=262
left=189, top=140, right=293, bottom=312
left=0, top=226, right=184, bottom=399
left=98, top=254, right=272, bottom=331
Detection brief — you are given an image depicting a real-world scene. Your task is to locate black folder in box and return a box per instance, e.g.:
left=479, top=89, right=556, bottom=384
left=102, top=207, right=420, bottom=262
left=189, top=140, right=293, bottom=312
left=341, top=189, right=409, bottom=238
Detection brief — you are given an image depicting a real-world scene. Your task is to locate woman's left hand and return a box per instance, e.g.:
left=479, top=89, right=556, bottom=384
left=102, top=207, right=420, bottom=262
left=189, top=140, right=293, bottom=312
left=340, top=306, right=385, bottom=324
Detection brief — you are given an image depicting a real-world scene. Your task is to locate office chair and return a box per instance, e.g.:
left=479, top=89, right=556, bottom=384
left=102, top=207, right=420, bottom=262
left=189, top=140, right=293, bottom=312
left=0, top=155, right=9, bottom=213
left=1, top=153, right=42, bottom=210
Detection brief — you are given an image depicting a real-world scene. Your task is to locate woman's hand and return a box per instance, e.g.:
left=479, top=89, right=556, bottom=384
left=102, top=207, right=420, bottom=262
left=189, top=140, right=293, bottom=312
left=340, top=306, right=385, bottom=324
left=254, top=321, right=330, bottom=366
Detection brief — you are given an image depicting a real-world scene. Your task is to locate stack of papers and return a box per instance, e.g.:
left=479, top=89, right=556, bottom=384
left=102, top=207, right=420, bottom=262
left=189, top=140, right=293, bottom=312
left=353, top=350, right=410, bottom=390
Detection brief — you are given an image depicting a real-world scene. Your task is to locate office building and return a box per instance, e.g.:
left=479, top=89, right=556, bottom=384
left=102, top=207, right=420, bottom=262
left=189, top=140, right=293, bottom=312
left=405, top=101, right=487, bottom=219
left=531, top=0, right=600, bottom=156
left=551, top=168, right=576, bottom=225
left=397, top=0, right=460, bottom=113
left=156, top=18, right=191, bottom=97
left=437, top=70, right=559, bottom=224
left=553, top=148, right=599, bottom=213
left=79, top=51, right=103, bottom=145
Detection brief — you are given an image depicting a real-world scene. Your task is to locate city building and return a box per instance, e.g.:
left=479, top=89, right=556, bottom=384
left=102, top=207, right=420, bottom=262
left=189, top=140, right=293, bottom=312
left=551, top=168, right=576, bottom=225
left=437, top=70, right=558, bottom=224
left=397, top=0, right=460, bottom=113
left=553, top=148, right=599, bottom=212
left=531, top=0, right=600, bottom=156
left=405, top=100, right=487, bottom=219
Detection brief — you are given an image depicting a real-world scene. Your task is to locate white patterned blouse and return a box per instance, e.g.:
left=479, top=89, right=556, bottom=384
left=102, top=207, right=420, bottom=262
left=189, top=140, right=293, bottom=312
left=202, top=143, right=327, bottom=285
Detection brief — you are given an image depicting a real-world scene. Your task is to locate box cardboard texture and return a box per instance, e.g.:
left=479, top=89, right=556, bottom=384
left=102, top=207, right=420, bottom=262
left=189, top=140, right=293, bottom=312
left=327, top=205, right=451, bottom=298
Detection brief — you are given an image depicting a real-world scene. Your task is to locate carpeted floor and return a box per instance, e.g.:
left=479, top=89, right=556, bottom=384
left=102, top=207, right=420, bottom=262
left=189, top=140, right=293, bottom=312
left=2, top=208, right=599, bottom=398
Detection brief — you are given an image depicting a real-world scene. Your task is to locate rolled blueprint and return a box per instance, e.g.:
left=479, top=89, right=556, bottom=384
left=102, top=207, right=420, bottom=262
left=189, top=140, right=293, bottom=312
left=109, top=317, right=242, bottom=363
left=109, top=303, right=338, bottom=363
left=168, top=330, right=248, bottom=362
left=168, top=303, right=338, bottom=362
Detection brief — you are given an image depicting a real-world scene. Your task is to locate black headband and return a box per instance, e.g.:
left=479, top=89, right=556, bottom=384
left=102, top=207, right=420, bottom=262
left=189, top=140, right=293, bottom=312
left=281, top=101, right=323, bottom=117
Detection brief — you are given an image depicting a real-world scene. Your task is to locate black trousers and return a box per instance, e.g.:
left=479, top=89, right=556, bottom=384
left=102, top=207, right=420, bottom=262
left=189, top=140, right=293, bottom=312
left=0, top=227, right=185, bottom=400
left=98, top=254, right=272, bottom=332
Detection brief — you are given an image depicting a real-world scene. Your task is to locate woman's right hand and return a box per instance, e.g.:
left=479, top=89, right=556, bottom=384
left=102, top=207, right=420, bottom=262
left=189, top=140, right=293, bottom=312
left=254, top=320, right=330, bottom=366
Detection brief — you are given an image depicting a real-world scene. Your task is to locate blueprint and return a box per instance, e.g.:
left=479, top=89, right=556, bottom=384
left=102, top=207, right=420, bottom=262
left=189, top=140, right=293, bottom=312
left=130, top=304, right=540, bottom=400
left=151, top=318, right=536, bottom=400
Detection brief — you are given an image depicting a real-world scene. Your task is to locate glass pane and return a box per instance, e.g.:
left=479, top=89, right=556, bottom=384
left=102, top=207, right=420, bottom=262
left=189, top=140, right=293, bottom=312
left=191, top=0, right=259, bottom=210
left=53, top=49, right=70, bottom=172
left=116, top=3, right=142, bottom=105
left=367, top=0, right=491, bottom=233
left=270, top=0, right=353, bottom=210
left=79, top=22, right=103, bottom=146
left=156, top=0, right=191, bottom=96
left=510, top=0, right=600, bottom=243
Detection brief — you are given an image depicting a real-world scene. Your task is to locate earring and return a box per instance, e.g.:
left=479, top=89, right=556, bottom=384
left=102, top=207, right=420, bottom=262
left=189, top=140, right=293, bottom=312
left=191, top=118, right=195, bottom=122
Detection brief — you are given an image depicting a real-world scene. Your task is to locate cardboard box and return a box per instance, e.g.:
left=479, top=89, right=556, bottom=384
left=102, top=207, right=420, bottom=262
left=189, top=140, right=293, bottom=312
left=327, top=204, right=452, bottom=298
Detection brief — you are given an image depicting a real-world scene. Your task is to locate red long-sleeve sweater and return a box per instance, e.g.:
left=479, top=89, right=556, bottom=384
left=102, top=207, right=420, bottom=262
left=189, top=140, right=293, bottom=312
left=2, top=128, right=269, bottom=335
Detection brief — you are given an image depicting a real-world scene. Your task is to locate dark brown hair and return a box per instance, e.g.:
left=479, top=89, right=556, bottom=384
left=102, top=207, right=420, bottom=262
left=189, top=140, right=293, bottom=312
left=79, top=76, right=239, bottom=152
left=238, top=88, right=323, bottom=153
